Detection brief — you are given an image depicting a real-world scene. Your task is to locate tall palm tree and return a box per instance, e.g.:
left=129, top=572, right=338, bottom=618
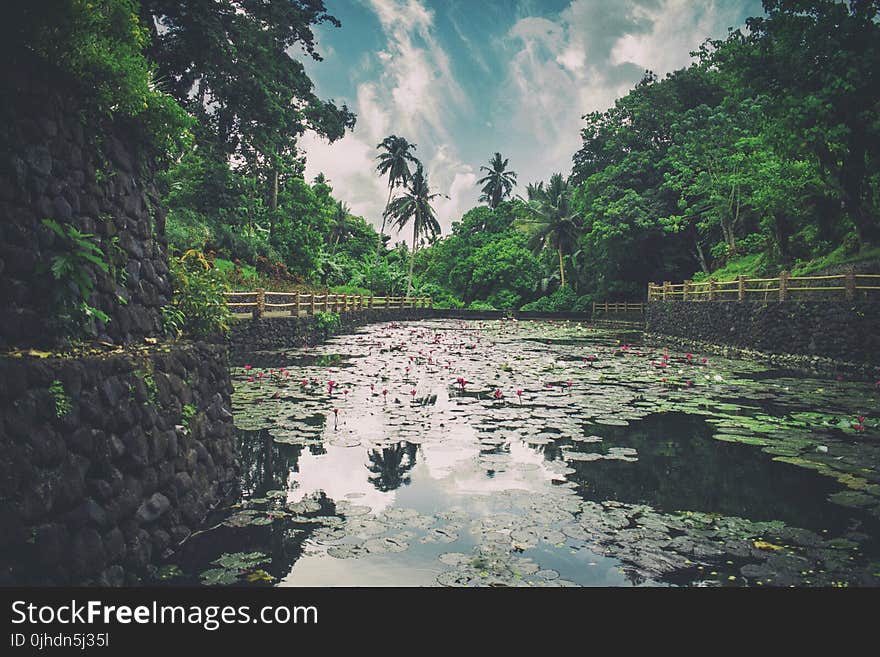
left=517, top=173, right=582, bottom=288
left=376, top=136, right=419, bottom=237
left=328, top=201, right=352, bottom=253
left=477, top=152, right=518, bottom=208
left=374, top=135, right=418, bottom=290
left=384, top=164, right=444, bottom=296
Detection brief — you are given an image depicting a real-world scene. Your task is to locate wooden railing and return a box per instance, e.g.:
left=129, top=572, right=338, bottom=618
left=648, top=269, right=880, bottom=302
left=225, top=290, right=433, bottom=319
left=592, top=301, right=645, bottom=315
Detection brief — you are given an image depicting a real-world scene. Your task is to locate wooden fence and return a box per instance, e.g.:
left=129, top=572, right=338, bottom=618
left=592, top=301, right=645, bottom=315
left=225, top=290, right=432, bottom=319
left=648, top=269, right=880, bottom=302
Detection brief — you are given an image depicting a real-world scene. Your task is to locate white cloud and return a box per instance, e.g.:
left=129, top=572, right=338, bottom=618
left=302, top=0, right=472, bottom=237
left=500, top=0, right=750, bottom=188
left=302, top=0, right=753, bottom=237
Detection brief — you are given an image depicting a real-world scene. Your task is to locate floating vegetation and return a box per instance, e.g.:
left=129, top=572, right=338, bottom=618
left=206, top=319, right=880, bottom=587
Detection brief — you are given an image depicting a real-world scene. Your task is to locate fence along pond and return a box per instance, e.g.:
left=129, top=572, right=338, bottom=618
left=649, top=270, right=880, bottom=302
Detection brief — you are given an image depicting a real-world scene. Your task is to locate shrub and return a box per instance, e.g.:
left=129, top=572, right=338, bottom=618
left=40, top=218, right=111, bottom=340
left=314, top=311, right=341, bottom=334
left=520, top=286, right=577, bottom=312
left=467, top=300, right=496, bottom=311
left=165, top=250, right=231, bottom=339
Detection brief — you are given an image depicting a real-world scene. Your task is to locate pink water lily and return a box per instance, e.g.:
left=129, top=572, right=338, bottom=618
left=244, top=365, right=252, bottom=371
left=493, top=389, right=503, bottom=400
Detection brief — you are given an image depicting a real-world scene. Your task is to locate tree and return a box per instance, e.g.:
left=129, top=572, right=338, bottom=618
left=709, top=0, right=880, bottom=246
left=518, top=174, right=582, bottom=288
left=328, top=201, right=353, bottom=253
left=376, top=135, right=419, bottom=235
left=141, top=0, right=355, bottom=233
left=384, top=164, right=444, bottom=296
left=477, top=153, right=518, bottom=208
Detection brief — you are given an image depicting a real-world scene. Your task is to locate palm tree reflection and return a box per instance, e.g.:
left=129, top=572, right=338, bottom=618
left=366, top=442, right=419, bottom=492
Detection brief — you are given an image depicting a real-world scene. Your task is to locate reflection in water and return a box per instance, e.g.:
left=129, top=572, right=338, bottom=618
left=558, top=413, right=854, bottom=533
left=168, top=320, right=880, bottom=587
left=367, top=442, right=419, bottom=492
left=238, top=428, right=302, bottom=498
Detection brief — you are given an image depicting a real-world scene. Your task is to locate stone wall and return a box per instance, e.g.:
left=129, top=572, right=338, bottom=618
left=229, top=309, right=434, bottom=353
left=0, top=56, right=171, bottom=348
left=646, top=301, right=880, bottom=369
left=0, top=342, right=238, bottom=586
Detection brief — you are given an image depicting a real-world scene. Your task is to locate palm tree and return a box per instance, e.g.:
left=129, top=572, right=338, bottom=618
left=384, top=163, right=444, bottom=296
left=328, top=201, right=352, bottom=253
left=517, top=173, right=582, bottom=288
left=376, top=136, right=419, bottom=237
left=374, top=136, right=419, bottom=290
left=477, top=152, right=517, bottom=208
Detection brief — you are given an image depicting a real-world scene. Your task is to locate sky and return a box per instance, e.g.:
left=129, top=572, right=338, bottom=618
left=298, top=0, right=763, bottom=238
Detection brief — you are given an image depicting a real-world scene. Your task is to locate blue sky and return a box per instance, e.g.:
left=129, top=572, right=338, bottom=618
left=299, top=0, right=763, bottom=237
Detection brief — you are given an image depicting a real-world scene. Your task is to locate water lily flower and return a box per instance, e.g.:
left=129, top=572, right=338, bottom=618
left=515, top=389, right=523, bottom=402
left=257, top=372, right=264, bottom=379
left=248, top=376, right=254, bottom=383
left=244, top=365, right=252, bottom=371
left=410, top=389, right=417, bottom=398
left=493, top=389, right=503, bottom=400
left=300, top=379, right=308, bottom=386
left=382, top=388, right=388, bottom=398
left=685, top=380, right=693, bottom=388
left=701, top=357, right=708, bottom=364
left=836, top=375, right=843, bottom=382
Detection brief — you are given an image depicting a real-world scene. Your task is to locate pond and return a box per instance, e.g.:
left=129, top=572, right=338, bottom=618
left=162, top=319, right=880, bottom=587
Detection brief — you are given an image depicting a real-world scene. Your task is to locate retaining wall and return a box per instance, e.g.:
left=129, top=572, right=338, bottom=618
left=0, top=342, right=238, bottom=586
left=646, top=300, right=880, bottom=367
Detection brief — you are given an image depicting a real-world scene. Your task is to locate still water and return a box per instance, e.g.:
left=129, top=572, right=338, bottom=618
left=168, top=320, right=880, bottom=587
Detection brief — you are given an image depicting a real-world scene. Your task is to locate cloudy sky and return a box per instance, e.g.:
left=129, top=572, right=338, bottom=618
left=299, top=0, right=762, bottom=237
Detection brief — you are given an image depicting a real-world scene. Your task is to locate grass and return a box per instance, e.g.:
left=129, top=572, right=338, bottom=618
left=790, top=245, right=880, bottom=276
left=691, top=246, right=880, bottom=282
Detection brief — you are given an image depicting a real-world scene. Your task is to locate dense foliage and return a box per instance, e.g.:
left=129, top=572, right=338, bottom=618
left=15, top=0, right=880, bottom=317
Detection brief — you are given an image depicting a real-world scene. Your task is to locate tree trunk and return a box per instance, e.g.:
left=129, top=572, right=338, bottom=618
left=557, top=245, right=566, bottom=288
left=268, top=168, right=279, bottom=237
left=695, top=240, right=710, bottom=275
left=371, top=184, right=395, bottom=291
left=406, top=219, right=417, bottom=297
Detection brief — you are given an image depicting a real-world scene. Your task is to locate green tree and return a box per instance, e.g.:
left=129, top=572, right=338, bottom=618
left=518, top=174, right=582, bottom=288
left=384, top=164, right=444, bottom=296
left=477, top=153, right=518, bottom=208
left=709, top=0, right=880, bottom=246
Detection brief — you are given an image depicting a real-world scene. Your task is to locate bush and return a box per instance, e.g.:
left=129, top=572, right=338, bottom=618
left=520, top=286, right=577, bottom=312
left=164, top=250, right=231, bottom=339
left=330, top=284, right=372, bottom=297
left=314, top=311, right=341, bottom=334
left=467, top=300, right=496, bottom=311
left=487, top=290, right=521, bottom=310
left=417, top=283, right=463, bottom=309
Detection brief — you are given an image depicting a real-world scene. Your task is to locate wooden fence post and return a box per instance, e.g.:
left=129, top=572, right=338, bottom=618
left=683, top=280, right=690, bottom=301
left=708, top=278, right=716, bottom=301
left=253, top=288, right=265, bottom=319
left=737, top=276, right=745, bottom=301
left=292, top=292, right=300, bottom=316
left=342, top=294, right=348, bottom=312
left=845, top=267, right=856, bottom=300
left=309, top=293, right=315, bottom=315
left=662, top=281, right=669, bottom=301
left=368, top=295, right=374, bottom=309
left=429, top=297, right=433, bottom=310
left=779, top=271, right=789, bottom=301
